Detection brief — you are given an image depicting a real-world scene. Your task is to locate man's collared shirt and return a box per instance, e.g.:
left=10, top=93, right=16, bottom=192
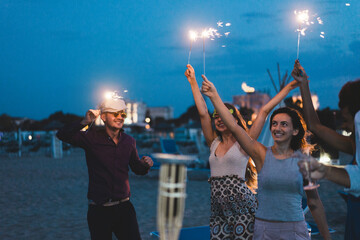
left=57, top=121, right=150, bottom=204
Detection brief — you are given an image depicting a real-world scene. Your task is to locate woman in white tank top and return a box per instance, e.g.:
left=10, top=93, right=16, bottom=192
left=185, top=64, right=301, bottom=240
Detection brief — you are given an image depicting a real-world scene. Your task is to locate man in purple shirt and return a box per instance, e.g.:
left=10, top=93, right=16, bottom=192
left=57, top=98, right=153, bottom=240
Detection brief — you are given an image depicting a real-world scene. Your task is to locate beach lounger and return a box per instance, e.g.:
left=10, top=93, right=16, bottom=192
left=160, top=138, right=180, bottom=154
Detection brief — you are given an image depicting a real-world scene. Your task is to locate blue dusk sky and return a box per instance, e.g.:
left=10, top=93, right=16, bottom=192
left=0, top=0, right=359, bottom=120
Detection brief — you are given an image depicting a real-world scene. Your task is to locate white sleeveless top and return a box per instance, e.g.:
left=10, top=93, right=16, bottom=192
left=209, top=137, right=249, bottom=177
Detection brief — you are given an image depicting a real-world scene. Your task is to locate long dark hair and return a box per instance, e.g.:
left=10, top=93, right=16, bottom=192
left=213, top=103, right=257, bottom=190
left=269, top=107, right=311, bottom=152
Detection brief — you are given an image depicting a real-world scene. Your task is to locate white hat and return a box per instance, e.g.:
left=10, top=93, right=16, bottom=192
left=100, top=98, right=126, bottom=113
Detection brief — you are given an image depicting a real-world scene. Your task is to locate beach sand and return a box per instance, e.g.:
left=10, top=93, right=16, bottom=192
left=0, top=150, right=348, bottom=239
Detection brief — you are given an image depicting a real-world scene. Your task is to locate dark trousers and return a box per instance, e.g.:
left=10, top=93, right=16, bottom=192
left=345, top=194, right=360, bottom=240
left=87, top=201, right=141, bottom=240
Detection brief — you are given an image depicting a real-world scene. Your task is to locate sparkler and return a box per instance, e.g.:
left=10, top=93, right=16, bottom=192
left=187, top=30, right=198, bottom=65
left=294, top=10, right=324, bottom=60
left=295, top=10, right=309, bottom=59
left=187, top=22, right=231, bottom=75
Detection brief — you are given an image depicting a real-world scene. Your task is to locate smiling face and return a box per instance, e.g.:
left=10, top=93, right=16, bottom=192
left=270, top=113, right=299, bottom=144
left=213, top=114, right=230, bottom=132
left=101, top=110, right=126, bottom=131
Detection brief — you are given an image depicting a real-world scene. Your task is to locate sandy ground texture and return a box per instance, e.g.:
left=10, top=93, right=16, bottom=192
left=0, top=149, right=349, bottom=240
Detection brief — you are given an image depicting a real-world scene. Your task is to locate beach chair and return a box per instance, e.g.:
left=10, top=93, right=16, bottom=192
left=160, top=138, right=180, bottom=154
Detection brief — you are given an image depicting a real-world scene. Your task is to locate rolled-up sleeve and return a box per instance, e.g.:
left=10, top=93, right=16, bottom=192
left=344, top=111, right=360, bottom=197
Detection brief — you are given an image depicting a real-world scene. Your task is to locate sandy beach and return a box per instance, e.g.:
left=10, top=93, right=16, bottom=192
left=0, top=149, right=349, bottom=240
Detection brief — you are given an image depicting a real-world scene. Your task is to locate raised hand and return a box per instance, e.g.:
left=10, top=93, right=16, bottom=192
left=81, top=109, right=100, bottom=126
left=184, top=64, right=196, bottom=85
left=201, top=75, right=218, bottom=98
left=291, top=59, right=308, bottom=83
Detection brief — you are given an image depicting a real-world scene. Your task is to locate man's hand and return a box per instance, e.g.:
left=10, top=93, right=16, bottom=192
left=291, top=59, right=309, bottom=84
left=81, top=109, right=101, bottom=126
left=201, top=76, right=218, bottom=98
left=184, top=64, right=196, bottom=85
left=298, top=157, right=328, bottom=180
left=141, top=156, right=154, bottom=168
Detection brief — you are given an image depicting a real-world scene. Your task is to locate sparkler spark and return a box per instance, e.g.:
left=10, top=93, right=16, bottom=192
left=225, top=23, right=231, bottom=27
left=217, top=21, right=223, bottom=27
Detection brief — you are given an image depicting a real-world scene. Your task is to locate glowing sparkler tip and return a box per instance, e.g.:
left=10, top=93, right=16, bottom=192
left=189, top=30, right=198, bottom=41
left=296, top=10, right=309, bottom=23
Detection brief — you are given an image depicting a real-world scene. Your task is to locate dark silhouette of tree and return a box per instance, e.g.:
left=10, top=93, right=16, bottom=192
left=0, top=114, right=15, bottom=131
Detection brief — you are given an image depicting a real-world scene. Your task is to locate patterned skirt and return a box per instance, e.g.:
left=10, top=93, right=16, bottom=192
left=209, top=175, right=258, bottom=240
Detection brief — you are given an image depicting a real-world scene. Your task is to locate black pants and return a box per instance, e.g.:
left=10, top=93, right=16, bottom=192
left=345, top=194, right=360, bottom=240
left=87, top=201, right=141, bottom=240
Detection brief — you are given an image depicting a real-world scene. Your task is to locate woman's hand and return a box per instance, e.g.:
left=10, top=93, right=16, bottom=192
left=184, top=64, right=196, bottom=85
left=201, top=75, right=218, bottom=98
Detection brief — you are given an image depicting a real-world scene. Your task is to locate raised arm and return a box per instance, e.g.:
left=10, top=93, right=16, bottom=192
left=292, top=60, right=354, bottom=154
left=305, top=189, right=331, bottom=240
left=56, top=109, right=100, bottom=148
left=201, top=76, right=267, bottom=171
left=185, top=65, right=216, bottom=146
left=249, top=80, right=300, bottom=140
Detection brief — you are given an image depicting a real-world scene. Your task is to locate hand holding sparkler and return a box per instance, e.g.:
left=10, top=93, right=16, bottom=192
left=291, top=60, right=308, bottom=83
left=201, top=75, right=218, bottom=99
left=184, top=64, right=196, bottom=85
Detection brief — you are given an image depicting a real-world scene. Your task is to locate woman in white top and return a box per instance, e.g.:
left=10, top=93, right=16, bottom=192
left=185, top=64, right=300, bottom=240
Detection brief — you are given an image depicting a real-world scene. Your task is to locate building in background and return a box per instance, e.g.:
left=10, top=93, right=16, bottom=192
left=147, top=106, right=174, bottom=121
left=291, top=93, right=320, bottom=110
left=233, top=92, right=271, bottom=115
left=125, top=100, right=147, bottom=125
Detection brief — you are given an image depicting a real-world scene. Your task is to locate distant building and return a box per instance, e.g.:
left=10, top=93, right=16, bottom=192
left=291, top=93, right=320, bottom=110
left=147, top=106, right=174, bottom=120
left=233, top=92, right=271, bottom=115
left=125, top=100, right=147, bottom=125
